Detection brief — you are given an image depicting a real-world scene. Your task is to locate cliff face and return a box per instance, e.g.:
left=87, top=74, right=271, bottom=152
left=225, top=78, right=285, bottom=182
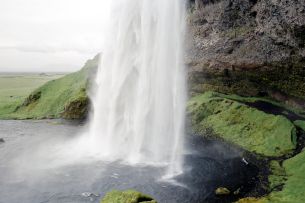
left=187, top=0, right=305, bottom=109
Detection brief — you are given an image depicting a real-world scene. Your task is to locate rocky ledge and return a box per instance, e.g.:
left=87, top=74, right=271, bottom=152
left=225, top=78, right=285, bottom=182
left=187, top=0, right=305, bottom=110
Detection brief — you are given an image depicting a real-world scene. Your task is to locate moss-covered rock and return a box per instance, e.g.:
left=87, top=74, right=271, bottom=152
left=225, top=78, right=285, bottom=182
left=188, top=91, right=297, bottom=157
left=1, top=55, right=98, bottom=119
left=100, top=190, right=157, bottom=203
left=215, top=187, right=231, bottom=195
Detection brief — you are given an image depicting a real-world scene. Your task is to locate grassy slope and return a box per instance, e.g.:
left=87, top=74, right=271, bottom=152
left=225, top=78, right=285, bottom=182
left=0, top=74, right=64, bottom=117
left=188, top=91, right=296, bottom=157
left=0, top=56, right=98, bottom=119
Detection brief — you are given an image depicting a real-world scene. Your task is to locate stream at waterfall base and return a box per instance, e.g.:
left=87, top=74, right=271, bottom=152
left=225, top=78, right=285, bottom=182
left=0, top=120, right=260, bottom=203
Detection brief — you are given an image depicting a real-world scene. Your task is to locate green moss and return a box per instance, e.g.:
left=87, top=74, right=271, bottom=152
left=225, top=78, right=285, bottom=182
left=268, top=161, right=286, bottom=190
left=294, top=120, right=305, bottom=132
left=236, top=197, right=266, bottom=203
left=0, top=55, right=98, bottom=119
left=188, top=92, right=296, bottom=157
left=100, top=190, right=157, bottom=203
left=260, top=150, right=305, bottom=203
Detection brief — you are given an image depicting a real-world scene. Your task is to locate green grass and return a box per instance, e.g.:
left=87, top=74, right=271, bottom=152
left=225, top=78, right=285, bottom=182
left=0, top=55, right=98, bottom=119
left=0, top=73, right=65, bottom=118
left=188, top=91, right=297, bottom=157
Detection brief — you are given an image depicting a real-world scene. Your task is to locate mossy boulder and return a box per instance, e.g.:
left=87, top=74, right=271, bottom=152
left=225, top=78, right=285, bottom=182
left=215, top=187, right=231, bottom=195
left=100, top=190, right=157, bottom=203
left=60, top=88, right=90, bottom=119
left=188, top=91, right=297, bottom=157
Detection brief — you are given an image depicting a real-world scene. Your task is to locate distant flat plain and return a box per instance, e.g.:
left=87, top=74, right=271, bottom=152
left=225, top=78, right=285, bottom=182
left=0, top=72, right=67, bottom=115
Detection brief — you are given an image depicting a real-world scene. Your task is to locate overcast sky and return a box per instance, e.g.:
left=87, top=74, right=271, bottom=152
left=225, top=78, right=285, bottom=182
left=0, top=0, right=107, bottom=72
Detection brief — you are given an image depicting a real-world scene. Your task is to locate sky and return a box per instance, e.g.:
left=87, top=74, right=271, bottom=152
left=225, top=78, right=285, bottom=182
left=0, top=0, right=107, bottom=72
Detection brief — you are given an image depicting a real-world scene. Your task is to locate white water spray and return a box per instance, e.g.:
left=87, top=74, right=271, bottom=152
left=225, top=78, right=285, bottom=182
left=88, top=0, right=186, bottom=175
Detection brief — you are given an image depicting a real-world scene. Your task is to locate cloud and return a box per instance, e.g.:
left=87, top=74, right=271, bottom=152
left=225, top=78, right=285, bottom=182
left=0, top=42, right=100, bottom=54
left=0, top=0, right=108, bottom=72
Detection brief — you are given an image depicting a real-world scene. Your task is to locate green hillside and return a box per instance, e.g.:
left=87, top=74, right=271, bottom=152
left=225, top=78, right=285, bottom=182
left=0, top=55, right=98, bottom=119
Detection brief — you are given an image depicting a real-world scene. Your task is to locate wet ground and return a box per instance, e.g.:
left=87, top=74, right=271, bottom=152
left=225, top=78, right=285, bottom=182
left=0, top=120, right=258, bottom=203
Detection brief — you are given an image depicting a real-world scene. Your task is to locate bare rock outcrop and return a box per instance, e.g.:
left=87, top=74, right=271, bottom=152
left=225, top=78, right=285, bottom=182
left=187, top=0, right=305, bottom=109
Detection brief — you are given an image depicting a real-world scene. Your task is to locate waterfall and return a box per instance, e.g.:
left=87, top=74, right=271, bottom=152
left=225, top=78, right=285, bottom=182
left=88, top=0, right=186, bottom=176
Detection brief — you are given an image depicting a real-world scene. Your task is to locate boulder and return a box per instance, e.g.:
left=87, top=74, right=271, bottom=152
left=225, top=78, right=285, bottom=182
left=215, top=187, right=231, bottom=195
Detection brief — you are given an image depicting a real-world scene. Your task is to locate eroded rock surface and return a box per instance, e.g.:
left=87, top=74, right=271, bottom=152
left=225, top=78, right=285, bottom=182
left=187, top=0, right=305, bottom=109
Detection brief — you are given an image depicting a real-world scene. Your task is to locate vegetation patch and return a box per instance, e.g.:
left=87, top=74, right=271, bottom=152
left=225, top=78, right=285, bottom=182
left=190, top=92, right=305, bottom=203
left=188, top=91, right=297, bottom=157
left=238, top=150, right=305, bottom=203
left=0, top=73, right=64, bottom=119
left=100, top=190, right=157, bottom=203
left=0, top=55, right=98, bottom=120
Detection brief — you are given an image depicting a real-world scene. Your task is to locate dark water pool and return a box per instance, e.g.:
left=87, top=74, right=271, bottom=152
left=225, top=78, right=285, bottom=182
left=0, top=120, right=258, bottom=203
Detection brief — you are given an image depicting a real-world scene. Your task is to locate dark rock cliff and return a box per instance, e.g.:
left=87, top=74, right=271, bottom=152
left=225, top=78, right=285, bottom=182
left=187, top=0, right=305, bottom=109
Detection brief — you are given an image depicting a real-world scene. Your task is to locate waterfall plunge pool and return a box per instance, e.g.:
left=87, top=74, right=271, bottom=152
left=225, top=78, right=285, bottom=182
left=0, top=120, right=260, bottom=203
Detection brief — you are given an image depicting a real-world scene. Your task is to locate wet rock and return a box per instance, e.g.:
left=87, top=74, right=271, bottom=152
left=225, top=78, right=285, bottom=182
left=82, top=192, right=99, bottom=202
left=233, top=188, right=241, bottom=195
left=215, top=187, right=231, bottom=195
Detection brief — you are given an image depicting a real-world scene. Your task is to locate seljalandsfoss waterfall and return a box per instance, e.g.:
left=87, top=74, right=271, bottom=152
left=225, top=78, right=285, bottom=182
left=88, top=0, right=187, bottom=175
left=1, top=0, right=278, bottom=202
